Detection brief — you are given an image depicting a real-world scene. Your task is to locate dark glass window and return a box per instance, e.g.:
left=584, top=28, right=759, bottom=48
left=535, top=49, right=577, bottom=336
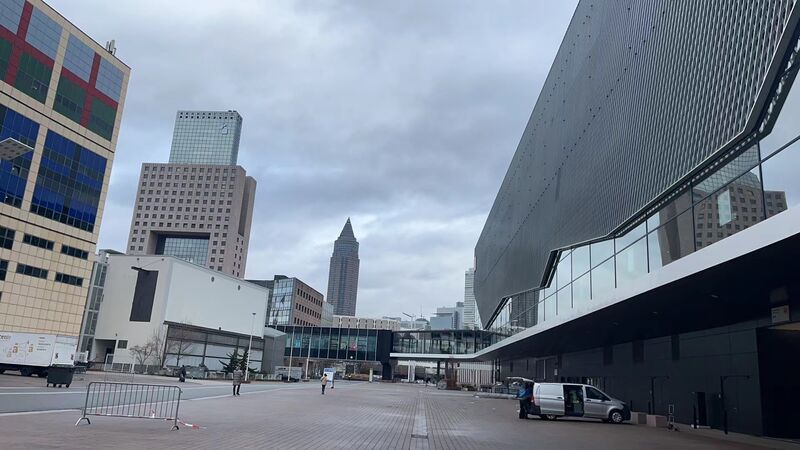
left=16, top=263, right=48, bottom=279
left=22, top=233, right=54, bottom=250
left=586, top=386, right=610, bottom=401
left=30, top=131, right=107, bottom=232
left=0, top=37, right=12, bottom=79
left=0, top=226, right=14, bottom=249
left=88, top=97, right=116, bottom=140
left=55, top=272, right=83, bottom=286
left=61, top=244, right=88, bottom=260
left=14, top=52, right=51, bottom=103
left=53, top=75, right=86, bottom=123
left=0, top=259, right=7, bottom=281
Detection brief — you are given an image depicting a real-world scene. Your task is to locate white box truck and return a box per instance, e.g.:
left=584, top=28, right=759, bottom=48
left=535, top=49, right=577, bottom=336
left=0, top=332, right=77, bottom=377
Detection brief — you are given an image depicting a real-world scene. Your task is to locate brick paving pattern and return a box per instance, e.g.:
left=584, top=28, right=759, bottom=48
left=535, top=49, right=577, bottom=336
left=0, top=382, right=777, bottom=449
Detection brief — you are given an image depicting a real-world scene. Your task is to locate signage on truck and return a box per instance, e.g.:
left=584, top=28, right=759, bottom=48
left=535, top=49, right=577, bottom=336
left=0, top=333, right=56, bottom=366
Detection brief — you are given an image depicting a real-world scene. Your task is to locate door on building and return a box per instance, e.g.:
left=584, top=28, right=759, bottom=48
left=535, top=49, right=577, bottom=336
left=758, top=325, right=800, bottom=438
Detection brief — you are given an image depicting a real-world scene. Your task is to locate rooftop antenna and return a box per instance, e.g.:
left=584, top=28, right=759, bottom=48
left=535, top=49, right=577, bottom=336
left=105, top=39, right=116, bottom=55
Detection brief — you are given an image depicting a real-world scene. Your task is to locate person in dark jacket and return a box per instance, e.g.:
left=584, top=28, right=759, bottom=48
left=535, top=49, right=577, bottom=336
left=179, top=366, right=186, bottom=383
left=517, top=382, right=533, bottom=419
left=232, top=369, right=243, bottom=396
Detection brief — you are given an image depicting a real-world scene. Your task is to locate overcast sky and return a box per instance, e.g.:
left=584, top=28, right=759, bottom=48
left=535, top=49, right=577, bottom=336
left=50, top=1, right=577, bottom=320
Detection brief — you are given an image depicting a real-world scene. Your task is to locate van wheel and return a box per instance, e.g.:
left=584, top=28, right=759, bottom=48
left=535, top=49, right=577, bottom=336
left=609, top=410, right=624, bottom=424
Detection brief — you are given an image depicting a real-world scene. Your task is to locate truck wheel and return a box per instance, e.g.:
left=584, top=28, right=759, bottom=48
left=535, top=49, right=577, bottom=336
left=66, top=384, right=70, bottom=388
left=36, top=371, right=47, bottom=378
left=20, top=367, right=33, bottom=377
left=0, top=369, right=5, bottom=374
left=545, top=414, right=558, bottom=420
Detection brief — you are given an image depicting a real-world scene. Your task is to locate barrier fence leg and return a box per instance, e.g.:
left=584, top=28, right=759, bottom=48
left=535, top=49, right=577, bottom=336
left=75, top=383, right=92, bottom=426
left=172, top=388, right=181, bottom=430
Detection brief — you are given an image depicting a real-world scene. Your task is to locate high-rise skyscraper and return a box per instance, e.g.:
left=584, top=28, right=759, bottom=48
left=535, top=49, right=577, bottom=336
left=127, top=110, right=256, bottom=278
left=326, top=218, right=360, bottom=316
left=463, top=267, right=477, bottom=329
left=0, top=0, right=130, bottom=337
left=169, top=110, right=242, bottom=165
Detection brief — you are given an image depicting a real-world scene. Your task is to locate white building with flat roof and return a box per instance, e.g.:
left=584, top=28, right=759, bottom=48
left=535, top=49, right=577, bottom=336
left=92, top=254, right=269, bottom=367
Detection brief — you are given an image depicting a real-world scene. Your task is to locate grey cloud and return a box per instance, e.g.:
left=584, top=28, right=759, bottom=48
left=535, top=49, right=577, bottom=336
left=51, top=0, right=577, bottom=319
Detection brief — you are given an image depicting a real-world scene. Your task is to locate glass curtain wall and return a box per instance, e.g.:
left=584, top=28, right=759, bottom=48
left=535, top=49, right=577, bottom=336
left=390, top=330, right=506, bottom=354
left=488, top=133, right=800, bottom=336
left=278, top=326, right=380, bottom=361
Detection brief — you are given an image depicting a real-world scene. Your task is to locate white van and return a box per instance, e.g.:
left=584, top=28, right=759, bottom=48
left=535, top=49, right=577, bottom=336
left=533, top=383, right=630, bottom=424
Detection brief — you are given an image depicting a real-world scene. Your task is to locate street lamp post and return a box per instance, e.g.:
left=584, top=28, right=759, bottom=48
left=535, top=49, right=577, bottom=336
left=245, top=312, right=256, bottom=382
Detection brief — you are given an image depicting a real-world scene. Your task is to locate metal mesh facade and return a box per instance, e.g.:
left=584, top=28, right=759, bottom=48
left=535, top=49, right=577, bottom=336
left=475, top=0, right=800, bottom=326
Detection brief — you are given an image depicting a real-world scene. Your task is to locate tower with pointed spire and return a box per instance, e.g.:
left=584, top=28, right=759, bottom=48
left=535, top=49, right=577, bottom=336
left=326, top=218, right=360, bottom=316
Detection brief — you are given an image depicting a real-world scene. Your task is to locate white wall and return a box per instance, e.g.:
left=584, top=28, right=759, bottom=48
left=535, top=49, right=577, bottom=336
left=163, top=260, right=268, bottom=335
left=94, top=255, right=269, bottom=364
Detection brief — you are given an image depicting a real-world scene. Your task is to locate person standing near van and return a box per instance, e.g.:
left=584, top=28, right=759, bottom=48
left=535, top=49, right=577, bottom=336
left=517, top=382, right=533, bottom=419
left=232, top=369, right=243, bottom=396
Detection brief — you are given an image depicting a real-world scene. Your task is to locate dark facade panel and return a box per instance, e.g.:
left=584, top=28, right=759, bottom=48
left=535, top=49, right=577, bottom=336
left=475, top=0, right=800, bottom=325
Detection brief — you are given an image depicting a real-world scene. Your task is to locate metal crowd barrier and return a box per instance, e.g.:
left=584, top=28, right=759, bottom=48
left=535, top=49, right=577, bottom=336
left=75, top=381, right=182, bottom=430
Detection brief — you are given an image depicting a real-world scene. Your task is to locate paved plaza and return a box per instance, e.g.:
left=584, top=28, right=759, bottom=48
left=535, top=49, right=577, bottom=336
left=0, top=374, right=793, bottom=449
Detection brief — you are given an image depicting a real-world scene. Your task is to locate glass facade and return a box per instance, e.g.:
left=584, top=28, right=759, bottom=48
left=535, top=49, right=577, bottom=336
left=169, top=111, right=242, bottom=165
left=391, top=330, right=506, bottom=355
left=277, top=326, right=383, bottom=362
left=165, top=322, right=264, bottom=371
left=267, top=278, right=295, bottom=327
left=54, top=32, right=123, bottom=140
left=78, top=257, right=108, bottom=354
left=30, top=131, right=107, bottom=232
left=0, top=104, right=38, bottom=208
left=155, top=235, right=209, bottom=266
left=488, top=135, right=799, bottom=337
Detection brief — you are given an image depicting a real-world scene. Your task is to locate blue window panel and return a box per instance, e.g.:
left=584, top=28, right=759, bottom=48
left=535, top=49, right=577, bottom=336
left=96, top=57, right=122, bottom=102
left=0, top=0, right=23, bottom=34
left=30, top=131, right=107, bottom=232
left=62, top=34, right=93, bottom=82
left=24, top=7, right=61, bottom=60
left=0, top=104, right=38, bottom=208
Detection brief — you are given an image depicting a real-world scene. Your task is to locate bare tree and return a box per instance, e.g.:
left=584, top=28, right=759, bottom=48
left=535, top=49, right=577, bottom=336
left=148, top=326, right=169, bottom=368
left=129, top=344, right=155, bottom=368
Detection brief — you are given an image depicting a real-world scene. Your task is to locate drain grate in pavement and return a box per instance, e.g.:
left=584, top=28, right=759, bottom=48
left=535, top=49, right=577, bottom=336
left=411, top=396, right=428, bottom=439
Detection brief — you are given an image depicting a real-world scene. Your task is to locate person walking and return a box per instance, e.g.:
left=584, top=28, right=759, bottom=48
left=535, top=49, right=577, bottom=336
left=517, top=381, right=533, bottom=419
left=321, top=374, right=328, bottom=395
left=232, top=368, right=243, bottom=396
left=179, top=365, right=186, bottom=383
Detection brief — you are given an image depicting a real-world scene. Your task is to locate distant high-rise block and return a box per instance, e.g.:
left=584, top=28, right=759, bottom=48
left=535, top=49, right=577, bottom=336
left=127, top=163, right=256, bottom=278
left=169, top=110, right=242, bottom=165
left=463, top=268, right=478, bottom=329
left=127, top=110, right=255, bottom=278
left=327, top=218, right=360, bottom=316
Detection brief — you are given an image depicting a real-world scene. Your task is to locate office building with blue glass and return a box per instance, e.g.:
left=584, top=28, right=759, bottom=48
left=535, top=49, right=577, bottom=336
left=0, top=0, right=130, bottom=337
left=471, top=1, right=800, bottom=438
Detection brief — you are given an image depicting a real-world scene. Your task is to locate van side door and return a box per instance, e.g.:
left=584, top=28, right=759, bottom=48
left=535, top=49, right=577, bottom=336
left=584, top=386, right=612, bottom=419
left=537, top=384, right=565, bottom=415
